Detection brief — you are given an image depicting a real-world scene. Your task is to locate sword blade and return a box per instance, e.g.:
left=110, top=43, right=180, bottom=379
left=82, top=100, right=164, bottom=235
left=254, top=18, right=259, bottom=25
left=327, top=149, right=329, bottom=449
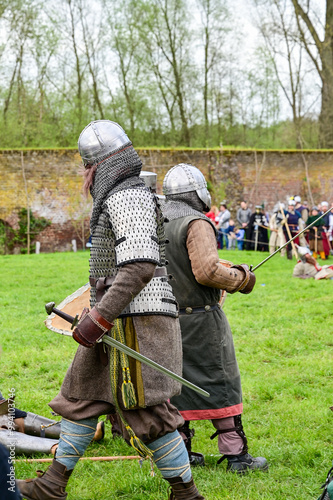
left=100, top=336, right=210, bottom=398
left=46, top=303, right=210, bottom=398
left=251, top=206, right=332, bottom=272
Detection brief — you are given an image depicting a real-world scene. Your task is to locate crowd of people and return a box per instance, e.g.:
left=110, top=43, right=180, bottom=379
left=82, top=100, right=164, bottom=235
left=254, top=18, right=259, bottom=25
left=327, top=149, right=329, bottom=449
left=206, top=198, right=333, bottom=260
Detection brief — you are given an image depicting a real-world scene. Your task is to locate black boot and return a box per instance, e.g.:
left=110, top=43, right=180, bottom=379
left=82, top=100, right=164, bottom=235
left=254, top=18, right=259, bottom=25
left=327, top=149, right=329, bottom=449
left=17, top=459, right=72, bottom=500
left=178, top=421, right=205, bottom=467
left=224, top=452, right=268, bottom=474
left=166, top=477, right=205, bottom=499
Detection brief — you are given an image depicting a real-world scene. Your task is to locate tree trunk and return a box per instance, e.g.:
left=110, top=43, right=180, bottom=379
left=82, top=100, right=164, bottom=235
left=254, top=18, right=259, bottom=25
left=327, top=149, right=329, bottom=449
left=319, top=46, right=333, bottom=147
left=291, top=0, right=333, bottom=147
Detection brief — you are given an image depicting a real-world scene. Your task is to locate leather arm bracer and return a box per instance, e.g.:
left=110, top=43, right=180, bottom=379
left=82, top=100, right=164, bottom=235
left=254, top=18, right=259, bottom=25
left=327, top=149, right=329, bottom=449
left=72, top=307, right=114, bottom=348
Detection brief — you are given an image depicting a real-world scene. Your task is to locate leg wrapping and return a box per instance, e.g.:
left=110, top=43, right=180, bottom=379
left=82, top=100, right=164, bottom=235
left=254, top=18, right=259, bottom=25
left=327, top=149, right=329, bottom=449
left=55, top=417, right=98, bottom=470
left=211, top=415, right=248, bottom=463
left=147, top=430, right=192, bottom=482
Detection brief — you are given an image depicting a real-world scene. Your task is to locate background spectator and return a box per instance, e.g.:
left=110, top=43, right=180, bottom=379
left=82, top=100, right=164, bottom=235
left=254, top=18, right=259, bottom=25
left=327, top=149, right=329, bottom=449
left=226, top=219, right=236, bottom=249
left=247, top=205, right=269, bottom=251
left=205, top=205, right=219, bottom=226
left=229, top=226, right=245, bottom=250
left=216, top=203, right=230, bottom=249
left=236, top=201, right=252, bottom=229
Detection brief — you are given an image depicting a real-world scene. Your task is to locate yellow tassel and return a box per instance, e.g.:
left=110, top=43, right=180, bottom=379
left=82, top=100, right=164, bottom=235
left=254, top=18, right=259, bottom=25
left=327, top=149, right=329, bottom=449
left=109, top=320, right=149, bottom=461
left=127, top=426, right=153, bottom=460
left=121, top=381, right=137, bottom=409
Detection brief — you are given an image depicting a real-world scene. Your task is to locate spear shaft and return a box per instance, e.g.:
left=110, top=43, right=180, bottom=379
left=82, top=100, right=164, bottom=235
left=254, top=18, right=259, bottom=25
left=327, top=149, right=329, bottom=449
left=251, top=206, right=331, bottom=272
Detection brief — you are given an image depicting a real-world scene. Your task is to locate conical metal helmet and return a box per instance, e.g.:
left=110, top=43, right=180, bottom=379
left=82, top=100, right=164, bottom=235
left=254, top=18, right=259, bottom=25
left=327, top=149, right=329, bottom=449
left=163, top=163, right=211, bottom=210
left=78, top=120, right=130, bottom=165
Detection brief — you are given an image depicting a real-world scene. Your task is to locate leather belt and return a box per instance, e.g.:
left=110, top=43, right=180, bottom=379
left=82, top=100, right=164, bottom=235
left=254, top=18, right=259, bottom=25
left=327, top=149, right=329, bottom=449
left=89, top=266, right=168, bottom=288
left=179, top=303, right=221, bottom=315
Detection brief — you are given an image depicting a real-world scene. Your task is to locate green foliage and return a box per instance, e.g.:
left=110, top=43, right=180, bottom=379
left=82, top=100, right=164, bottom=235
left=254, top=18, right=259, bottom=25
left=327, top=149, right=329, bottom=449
left=11, top=208, right=51, bottom=254
left=0, top=0, right=324, bottom=150
left=0, top=220, right=15, bottom=254
left=0, top=250, right=332, bottom=498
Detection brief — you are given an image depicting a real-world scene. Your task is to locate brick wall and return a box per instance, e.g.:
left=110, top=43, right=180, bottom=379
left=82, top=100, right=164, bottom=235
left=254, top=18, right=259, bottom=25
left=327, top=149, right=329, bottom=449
left=1, top=148, right=332, bottom=252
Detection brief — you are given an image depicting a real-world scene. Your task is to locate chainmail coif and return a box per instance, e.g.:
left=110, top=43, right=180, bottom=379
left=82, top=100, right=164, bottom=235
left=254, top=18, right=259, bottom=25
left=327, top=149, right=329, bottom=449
left=162, top=192, right=211, bottom=222
left=90, top=142, right=142, bottom=233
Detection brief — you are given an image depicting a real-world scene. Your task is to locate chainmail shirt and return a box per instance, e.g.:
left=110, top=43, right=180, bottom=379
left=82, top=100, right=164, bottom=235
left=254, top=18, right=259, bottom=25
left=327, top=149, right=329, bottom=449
left=90, top=142, right=142, bottom=234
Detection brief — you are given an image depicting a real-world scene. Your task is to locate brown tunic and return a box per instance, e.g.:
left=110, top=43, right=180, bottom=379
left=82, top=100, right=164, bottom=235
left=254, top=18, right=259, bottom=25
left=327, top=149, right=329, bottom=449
left=50, top=262, right=182, bottom=413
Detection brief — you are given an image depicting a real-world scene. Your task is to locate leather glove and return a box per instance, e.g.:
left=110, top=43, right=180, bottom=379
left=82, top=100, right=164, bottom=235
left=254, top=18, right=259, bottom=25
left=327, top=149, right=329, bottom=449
left=73, top=307, right=114, bottom=348
left=230, top=264, right=256, bottom=294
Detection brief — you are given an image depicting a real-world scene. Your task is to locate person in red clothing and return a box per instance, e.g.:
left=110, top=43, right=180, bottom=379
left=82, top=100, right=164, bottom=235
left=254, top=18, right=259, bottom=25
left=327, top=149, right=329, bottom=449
left=205, top=205, right=219, bottom=226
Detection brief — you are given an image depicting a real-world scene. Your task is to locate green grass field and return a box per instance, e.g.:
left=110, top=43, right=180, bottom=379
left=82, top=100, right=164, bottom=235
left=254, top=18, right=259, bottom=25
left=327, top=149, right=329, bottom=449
left=0, top=250, right=332, bottom=499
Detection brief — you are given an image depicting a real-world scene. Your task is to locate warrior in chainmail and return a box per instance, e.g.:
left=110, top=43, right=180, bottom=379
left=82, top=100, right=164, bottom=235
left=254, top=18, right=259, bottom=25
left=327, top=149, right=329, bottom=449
left=17, top=122, right=204, bottom=500
left=161, top=164, right=268, bottom=474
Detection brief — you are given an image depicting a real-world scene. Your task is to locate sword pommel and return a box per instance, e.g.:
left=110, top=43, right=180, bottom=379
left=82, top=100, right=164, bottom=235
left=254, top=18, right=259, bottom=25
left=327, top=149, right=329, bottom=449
left=45, top=302, right=79, bottom=330
left=45, top=302, right=56, bottom=315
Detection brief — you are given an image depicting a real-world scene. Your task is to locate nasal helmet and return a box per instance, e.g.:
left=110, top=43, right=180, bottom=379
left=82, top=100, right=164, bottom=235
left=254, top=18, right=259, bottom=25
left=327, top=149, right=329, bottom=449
left=78, top=120, right=129, bottom=165
left=163, top=164, right=211, bottom=210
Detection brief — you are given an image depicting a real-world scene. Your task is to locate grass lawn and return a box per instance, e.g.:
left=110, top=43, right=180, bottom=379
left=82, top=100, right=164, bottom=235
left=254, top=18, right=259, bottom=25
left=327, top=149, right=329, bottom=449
left=0, top=249, right=332, bottom=499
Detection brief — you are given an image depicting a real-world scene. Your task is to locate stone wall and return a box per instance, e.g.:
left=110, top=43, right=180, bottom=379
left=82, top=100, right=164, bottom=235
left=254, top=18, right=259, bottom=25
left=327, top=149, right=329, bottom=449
left=1, top=148, right=332, bottom=252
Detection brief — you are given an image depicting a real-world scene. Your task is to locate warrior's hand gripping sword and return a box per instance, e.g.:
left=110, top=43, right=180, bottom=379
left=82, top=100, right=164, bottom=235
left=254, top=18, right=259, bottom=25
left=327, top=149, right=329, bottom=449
left=250, top=206, right=332, bottom=272
left=45, top=303, right=210, bottom=398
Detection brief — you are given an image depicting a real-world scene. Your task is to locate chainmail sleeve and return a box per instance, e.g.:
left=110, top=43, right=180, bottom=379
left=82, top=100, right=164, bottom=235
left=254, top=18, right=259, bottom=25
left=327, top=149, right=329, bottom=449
left=186, top=219, right=246, bottom=292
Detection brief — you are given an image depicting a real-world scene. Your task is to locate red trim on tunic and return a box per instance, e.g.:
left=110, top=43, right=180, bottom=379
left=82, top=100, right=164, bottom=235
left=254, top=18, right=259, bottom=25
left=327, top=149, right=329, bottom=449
left=179, top=403, right=243, bottom=421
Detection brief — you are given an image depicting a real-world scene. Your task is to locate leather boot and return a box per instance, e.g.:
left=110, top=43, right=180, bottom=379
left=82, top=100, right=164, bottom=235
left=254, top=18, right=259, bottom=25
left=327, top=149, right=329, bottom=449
left=178, top=422, right=205, bottom=467
left=107, top=413, right=123, bottom=438
left=166, top=477, right=205, bottom=500
left=17, top=459, right=72, bottom=500
left=224, top=452, right=268, bottom=474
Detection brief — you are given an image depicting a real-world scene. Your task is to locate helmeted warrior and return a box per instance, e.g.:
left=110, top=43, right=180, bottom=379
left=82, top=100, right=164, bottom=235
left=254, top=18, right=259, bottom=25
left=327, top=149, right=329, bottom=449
left=17, top=121, right=204, bottom=500
left=293, top=245, right=333, bottom=279
left=161, top=163, right=268, bottom=473
left=294, top=195, right=309, bottom=223
left=248, top=205, right=269, bottom=251
left=306, top=206, right=327, bottom=260
left=268, top=203, right=286, bottom=256
left=283, top=200, right=305, bottom=258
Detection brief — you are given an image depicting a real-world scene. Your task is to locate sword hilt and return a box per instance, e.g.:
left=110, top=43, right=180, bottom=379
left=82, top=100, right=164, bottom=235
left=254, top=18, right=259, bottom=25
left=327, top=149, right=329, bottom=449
left=45, top=302, right=79, bottom=330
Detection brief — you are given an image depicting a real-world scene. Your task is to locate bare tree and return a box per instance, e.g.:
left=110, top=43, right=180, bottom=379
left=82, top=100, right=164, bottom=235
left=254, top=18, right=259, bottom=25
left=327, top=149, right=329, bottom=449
left=2, top=0, right=37, bottom=127
left=196, top=0, right=230, bottom=145
left=290, top=0, right=333, bottom=147
left=102, top=0, right=147, bottom=139
left=78, top=0, right=104, bottom=119
left=140, top=0, right=194, bottom=146
left=67, top=0, right=83, bottom=127
left=254, top=0, right=316, bottom=146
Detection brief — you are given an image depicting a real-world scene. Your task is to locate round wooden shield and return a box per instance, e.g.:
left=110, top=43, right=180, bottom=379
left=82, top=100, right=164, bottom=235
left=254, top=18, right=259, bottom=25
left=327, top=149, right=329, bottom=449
left=44, top=283, right=91, bottom=336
